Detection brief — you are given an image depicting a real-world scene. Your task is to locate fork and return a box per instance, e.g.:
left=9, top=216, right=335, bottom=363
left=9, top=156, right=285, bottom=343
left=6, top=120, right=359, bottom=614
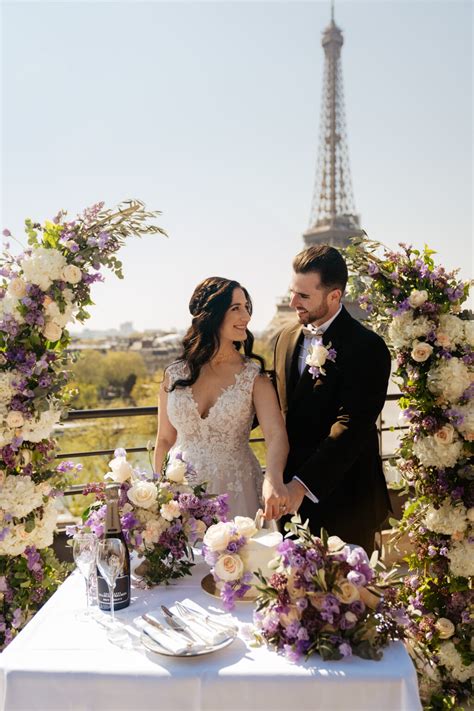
left=175, top=602, right=238, bottom=634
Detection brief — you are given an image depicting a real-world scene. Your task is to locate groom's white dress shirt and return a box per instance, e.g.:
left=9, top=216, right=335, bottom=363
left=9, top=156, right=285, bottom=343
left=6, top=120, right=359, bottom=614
left=293, top=306, right=342, bottom=504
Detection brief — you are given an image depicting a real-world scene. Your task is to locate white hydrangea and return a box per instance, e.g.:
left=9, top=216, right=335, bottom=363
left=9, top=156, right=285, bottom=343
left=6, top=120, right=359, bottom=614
left=435, top=314, right=465, bottom=350
left=388, top=311, right=435, bottom=350
left=438, top=641, right=474, bottom=682
left=455, top=401, right=474, bottom=442
left=44, top=299, right=75, bottom=328
left=413, top=434, right=463, bottom=469
left=463, top=319, right=474, bottom=347
left=447, top=538, right=474, bottom=578
left=427, top=358, right=471, bottom=404
left=423, top=500, right=468, bottom=535
left=20, top=247, right=67, bottom=291
left=0, top=372, right=16, bottom=409
left=0, top=500, right=57, bottom=556
left=22, top=407, right=62, bottom=443
left=0, top=294, right=25, bottom=324
left=0, top=475, right=44, bottom=518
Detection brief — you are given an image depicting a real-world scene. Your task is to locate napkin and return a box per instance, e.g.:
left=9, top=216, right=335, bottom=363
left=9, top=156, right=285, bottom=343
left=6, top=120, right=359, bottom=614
left=134, top=615, right=204, bottom=655
left=174, top=599, right=238, bottom=643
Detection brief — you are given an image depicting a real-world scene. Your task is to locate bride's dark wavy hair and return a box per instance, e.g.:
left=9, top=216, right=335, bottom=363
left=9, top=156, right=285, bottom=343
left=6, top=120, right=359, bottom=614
left=168, top=276, right=265, bottom=391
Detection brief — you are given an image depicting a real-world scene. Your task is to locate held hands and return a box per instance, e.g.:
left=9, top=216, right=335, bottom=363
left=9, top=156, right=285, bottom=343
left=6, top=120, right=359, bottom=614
left=286, top=479, right=306, bottom=515
left=262, top=477, right=290, bottom=521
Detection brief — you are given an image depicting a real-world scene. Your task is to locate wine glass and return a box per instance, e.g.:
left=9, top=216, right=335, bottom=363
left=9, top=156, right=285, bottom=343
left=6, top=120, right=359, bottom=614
left=96, top=538, right=128, bottom=643
left=73, top=533, right=98, bottom=621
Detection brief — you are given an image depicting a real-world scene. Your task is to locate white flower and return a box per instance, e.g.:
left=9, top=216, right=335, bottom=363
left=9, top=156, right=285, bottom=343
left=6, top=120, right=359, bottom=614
left=455, top=402, right=474, bottom=442
left=388, top=311, right=435, bottom=350
left=447, top=539, right=474, bottom=578
left=161, top=500, right=181, bottom=521
left=42, top=320, right=62, bottom=342
left=0, top=373, right=16, bottom=407
left=427, top=358, right=471, bottom=404
left=345, top=611, right=358, bottom=624
left=334, top=580, right=360, bottom=604
left=127, top=481, right=157, bottom=509
left=433, top=424, right=455, bottom=446
left=435, top=617, right=455, bottom=639
left=0, top=294, right=24, bottom=324
left=424, top=500, right=467, bottom=535
left=20, top=247, right=66, bottom=291
left=463, top=320, right=474, bottom=347
left=44, top=300, right=75, bottom=328
left=214, top=553, right=244, bottom=582
left=233, top=516, right=258, bottom=539
left=435, top=314, right=465, bottom=350
left=5, top=410, right=24, bottom=429
left=184, top=518, right=207, bottom=541
left=413, top=434, right=463, bottom=469
left=466, top=508, right=474, bottom=522
left=0, top=476, right=43, bottom=518
left=142, top=518, right=167, bottom=545
left=165, top=459, right=187, bottom=483
left=438, top=641, right=474, bottom=682
left=8, top=277, right=27, bottom=299
left=22, top=407, right=61, bottom=443
left=306, top=343, right=329, bottom=369
left=61, top=264, right=82, bottom=284
left=327, top=535, right=347, bottom=552
left=203, top=521, right=233, bottom=552
left=411, top=341, right=433, bottom=363
left=106, top=455, right=133, bottom=483
left=408, top=290, right=428, bottom=308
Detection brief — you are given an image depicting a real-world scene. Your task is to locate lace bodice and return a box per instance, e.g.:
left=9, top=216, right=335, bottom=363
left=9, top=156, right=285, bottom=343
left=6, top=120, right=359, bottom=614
left=166, top=358, right=263, bottom=518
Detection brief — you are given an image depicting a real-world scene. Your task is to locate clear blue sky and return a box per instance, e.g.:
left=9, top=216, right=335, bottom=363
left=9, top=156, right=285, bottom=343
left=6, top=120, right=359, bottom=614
left=2, top=0, right=472, bottom=333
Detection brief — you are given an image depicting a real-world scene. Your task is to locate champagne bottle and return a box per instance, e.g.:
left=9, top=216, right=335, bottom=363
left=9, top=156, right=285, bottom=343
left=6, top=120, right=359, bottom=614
left=97, top=482, right=131, bottom=611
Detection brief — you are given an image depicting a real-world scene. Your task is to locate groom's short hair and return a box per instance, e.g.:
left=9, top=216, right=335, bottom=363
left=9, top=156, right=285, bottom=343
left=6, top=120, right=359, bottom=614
left=293, top=245, right=348, bottom=293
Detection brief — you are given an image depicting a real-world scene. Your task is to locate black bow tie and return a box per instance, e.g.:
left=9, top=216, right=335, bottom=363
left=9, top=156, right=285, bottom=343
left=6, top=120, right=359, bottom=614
left=301, top=325, right=324, bottom=339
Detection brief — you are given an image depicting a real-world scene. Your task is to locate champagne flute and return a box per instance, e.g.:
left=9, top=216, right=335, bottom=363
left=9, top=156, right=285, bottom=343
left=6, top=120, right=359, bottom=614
left=96, top=538, right=128, bottom=642
left=73, top=533, right=98, bottom=621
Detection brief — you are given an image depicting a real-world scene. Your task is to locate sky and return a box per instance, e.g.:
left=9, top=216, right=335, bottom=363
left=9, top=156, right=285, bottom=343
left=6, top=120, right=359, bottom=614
left=1, top=0, right=472, bottom=333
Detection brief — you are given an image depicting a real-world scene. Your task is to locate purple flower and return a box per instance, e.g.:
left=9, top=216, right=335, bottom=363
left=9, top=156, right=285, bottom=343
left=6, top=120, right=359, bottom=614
left=339, top=642, right=352, bottom=658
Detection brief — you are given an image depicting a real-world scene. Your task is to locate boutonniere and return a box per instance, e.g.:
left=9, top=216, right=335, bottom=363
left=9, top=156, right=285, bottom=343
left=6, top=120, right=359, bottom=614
left=305, top=340, right=337, bottom=380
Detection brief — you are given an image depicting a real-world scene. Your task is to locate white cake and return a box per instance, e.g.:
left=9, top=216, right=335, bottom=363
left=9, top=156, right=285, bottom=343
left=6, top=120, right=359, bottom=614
left=240, top=529, right=283, bottom=592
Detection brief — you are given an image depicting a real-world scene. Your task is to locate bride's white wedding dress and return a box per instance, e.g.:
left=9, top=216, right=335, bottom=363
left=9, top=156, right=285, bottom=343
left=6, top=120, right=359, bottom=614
left=166, top=358, right=263, bottom=519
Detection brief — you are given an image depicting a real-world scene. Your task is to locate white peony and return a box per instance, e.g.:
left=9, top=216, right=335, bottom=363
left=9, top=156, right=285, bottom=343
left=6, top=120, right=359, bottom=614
left=1, top=476, right=44, bottom=518
left=161, top=500, right=181, bottom=521
left=435, top=617, right=455, bottom=639
left=388, top=311, right=435, bottom=350
left=408, top=290, right=428, bottom=308
left=413, top=434, right=463, bottom=469
left=411, top=341, right=433, bottom=363
left=20, top=247, right=66, bottom=291
left=165, top=459, right=187, bottom=483
left=427, top=358, right=471, bottom=404
left=214, top=553, right=244, bottom=582
left=203, top=521, right=233, bottom=552
left=8, top=277, right=27, bottom=299
left=106, top=455, right=133, bottom=483
left=42, top=320, right=62, bottom=342
left=61, top=264, right=82, bottom=284
left=22, top=407, right=61, bottom=443
left=127, top=481, right=157, bottom=509
left=233, top=516, right=258, bottom=539
left=447, top=538, right=474, bottom=578
left=424, top=500, right=468, bottom=535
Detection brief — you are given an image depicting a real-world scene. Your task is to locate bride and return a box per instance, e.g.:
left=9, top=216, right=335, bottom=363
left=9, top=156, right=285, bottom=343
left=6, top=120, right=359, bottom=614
left=153, top=276, right=289, bottom=520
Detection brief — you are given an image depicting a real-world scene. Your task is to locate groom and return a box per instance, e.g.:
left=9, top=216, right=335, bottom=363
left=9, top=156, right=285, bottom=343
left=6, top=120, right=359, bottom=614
left=274, top=245, right=391, bottom=553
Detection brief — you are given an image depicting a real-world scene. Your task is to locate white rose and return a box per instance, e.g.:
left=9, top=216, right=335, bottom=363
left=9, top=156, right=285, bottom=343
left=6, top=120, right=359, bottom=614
left=345, top=611, right=358, bottom=624
left=42, top=320, right=62, bottom=342
left=106, top=455, right=133, bottom=483
left=203, top=522, right=233, bottom=552
left=327, top=535, right=346, bottom=553
left=434, top=424, right=455, bottom=446
left=411, top=341, right=433, bottom=363
left=6, top=410, right=24, bottom=429
left=127, top=481, right=157, bottom=509
left=306, top=344, right=328, bottom=369
left=335, top=580, right=360, bottom=604
left=165, top=459, right=187, bottom=483
left=61, top=264, right=82, bottom=284
left=233, top=516, right=258, bottom=539
left=214, top=553, right=244, bottom=582
left=161, top=500, right=181, bottom=521
left=435, top=332, right=451, bottom=349
left=435, top=618, right=455, bottom=639
left=408, top=289, right=428, bottom=308
left=8, top=277, right=27, bottom=299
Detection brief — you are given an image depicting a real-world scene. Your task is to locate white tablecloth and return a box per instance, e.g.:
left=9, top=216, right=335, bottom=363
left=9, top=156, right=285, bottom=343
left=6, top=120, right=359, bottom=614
left=0, top=558, right=421, bottom=711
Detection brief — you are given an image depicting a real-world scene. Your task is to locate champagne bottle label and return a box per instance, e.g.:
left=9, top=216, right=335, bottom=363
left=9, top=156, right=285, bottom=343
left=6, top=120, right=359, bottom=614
left=97, top=572, right=130, bottom=611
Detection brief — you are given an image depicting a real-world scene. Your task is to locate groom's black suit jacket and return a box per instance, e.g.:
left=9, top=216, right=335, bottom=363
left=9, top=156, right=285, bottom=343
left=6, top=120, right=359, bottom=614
left=274, top=306, right=391, bottom=551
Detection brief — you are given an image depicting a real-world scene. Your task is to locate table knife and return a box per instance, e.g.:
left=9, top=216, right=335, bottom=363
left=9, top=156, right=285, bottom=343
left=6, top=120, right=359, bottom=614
left=160, top=605, right=209, bottom=644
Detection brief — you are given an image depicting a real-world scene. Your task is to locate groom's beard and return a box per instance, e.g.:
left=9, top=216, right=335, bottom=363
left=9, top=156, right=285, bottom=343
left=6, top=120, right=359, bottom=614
left=295, top=300, right=330, bottom=326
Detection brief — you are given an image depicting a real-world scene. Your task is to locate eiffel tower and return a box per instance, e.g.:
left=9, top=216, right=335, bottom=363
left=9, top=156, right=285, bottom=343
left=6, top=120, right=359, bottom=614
left=268, top=3, right=364, bottom=337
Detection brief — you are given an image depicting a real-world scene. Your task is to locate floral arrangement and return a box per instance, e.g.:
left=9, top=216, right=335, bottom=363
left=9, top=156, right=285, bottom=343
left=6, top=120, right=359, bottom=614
left=73, top=449, right=229, bottom=586
left=253, top=517, right=401, bottom=662
left=0, top=200, right=164, bottom=648
left=202, top=516, right=263, bottom=610
left=306, top=340, right=337, bottom=381
left=345, top=236, right=473, bottom=708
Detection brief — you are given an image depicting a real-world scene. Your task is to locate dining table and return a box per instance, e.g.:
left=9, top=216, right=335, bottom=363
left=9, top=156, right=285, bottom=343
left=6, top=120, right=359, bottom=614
left=0, top=556, right=422, bottom=711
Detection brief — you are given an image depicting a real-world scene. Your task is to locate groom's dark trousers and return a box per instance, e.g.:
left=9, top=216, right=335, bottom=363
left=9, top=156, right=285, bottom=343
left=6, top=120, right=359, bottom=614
left=274, top=306, right=392, bottom=554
